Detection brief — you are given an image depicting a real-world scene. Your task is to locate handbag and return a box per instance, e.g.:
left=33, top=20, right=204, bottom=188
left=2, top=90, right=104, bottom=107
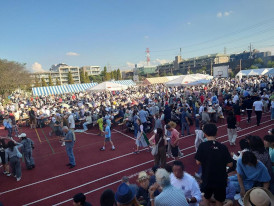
left=151, top=137, right=163, bottom=156
left=15, top=146, right=22, bottom=158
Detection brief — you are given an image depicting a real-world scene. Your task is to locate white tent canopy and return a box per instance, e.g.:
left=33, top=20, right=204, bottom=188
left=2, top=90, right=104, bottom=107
left=236, top=68, right=272, bottom=77
left=87, top=81, right=128, bottom=92
left=165, top=74, right=213, bottom=87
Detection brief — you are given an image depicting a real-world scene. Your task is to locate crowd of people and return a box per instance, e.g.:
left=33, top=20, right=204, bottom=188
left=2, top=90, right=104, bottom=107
left=1, top=75, right=274, bottom=205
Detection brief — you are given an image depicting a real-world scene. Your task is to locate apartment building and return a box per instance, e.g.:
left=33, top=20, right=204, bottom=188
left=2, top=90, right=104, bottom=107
left=80, top=66, right=101, bottom=76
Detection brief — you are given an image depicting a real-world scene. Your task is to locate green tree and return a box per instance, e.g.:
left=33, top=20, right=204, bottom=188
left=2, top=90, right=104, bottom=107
left=267, top=61, right=274, bottom=68
left=160, top=71, right=167, bottom=77
left=113, top=70, right=117, bottom=80
left=68, top=71, right=74, bottom=84
left=48, top=75, right=53, bottom=86
left=101, top=66, right=107, bottom=81
left=117, top=68, right=122, bottom=80
left=249, top=65, right=259, bottom=69
left=56, top=78, right=61, bottom=85
left=106, top=72, right=111, bottom=81
left=254, top=58, right=263, bottom=65
left=34, top=76, right=40, bottom=87
left=0, top=59, right=31, bottom=97
left=197, top=66, right=207, bottom=74
left=89, top=75, right=103, bottom=83
left=80, top=70, right=85, bottom=83
left=84, top=72, right=90, bottom=83
left=41, top=77, right=47, bottom=87
left=166, top=72, right=173, bottom=76
left=110, top=71, right=114, bottom=80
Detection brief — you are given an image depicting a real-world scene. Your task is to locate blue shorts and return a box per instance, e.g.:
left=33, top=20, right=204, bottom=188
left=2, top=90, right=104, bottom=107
left=105, top=137, right=111, bottom=142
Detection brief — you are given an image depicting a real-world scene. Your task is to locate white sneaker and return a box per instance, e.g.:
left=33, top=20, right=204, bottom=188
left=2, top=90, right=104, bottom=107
left=112, top=146, right=115, bottom=150
left=17, top=177, right=21, bottom=182
left=61, top=142, right=65, bottom=146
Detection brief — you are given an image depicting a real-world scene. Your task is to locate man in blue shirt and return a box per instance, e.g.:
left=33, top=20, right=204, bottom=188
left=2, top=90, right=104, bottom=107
left=138, top=106, right=148, bottom=132
left=100, top=121, right=115, bottom=151
left=61, top=126, right=76, bottom=169
left=3, top=115, right=13, bottom=138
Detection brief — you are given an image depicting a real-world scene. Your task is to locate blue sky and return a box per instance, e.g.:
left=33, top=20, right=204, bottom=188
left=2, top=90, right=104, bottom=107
left=0, top=0, right=274, bottom=72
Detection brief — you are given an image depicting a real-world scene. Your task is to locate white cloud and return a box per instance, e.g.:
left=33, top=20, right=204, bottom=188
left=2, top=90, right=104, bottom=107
left=217, top=11, right=233, bottom=18
left=155, top=58, right=168, bottom=65
left=224, top=11, right=233, bottom=16
left=187, top=22, right=191, bottom=25
left=217, top=12, right=222, bottom=18
left=126, top=58, right=170, bottom=69
left=32, top=62, right=45, bottom=73
left=66, top=52, right=80, bottom=56
left=144, top=35, right=149, bottom=39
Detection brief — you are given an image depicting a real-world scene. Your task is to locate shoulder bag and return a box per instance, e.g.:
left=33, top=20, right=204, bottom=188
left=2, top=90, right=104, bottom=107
left=151, top=137, right=163, bottom=156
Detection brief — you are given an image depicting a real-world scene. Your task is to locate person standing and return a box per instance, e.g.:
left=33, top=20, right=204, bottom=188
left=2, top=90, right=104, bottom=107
left=233, top=100, right=241, bottom=130
left=100, top=121, right=115, bottom=151
left=166, top=124, right=180, bottom=160
left=134, top=119, right=149, bottom=154
left=68, top=111, right=76, bottom=141
left=19, top=133, right=35, bottom=170
left=29, top=107, right=36, bottom=129
left=139, top=106, right=148, bottom=133
left=227, top=111, right=237, bottom=146
left=61, top=126, right=76, bottom=169
left=271, top=98, right=274, bottom=120
left=0, top=138, right=10, bottom=176
left=180, top=107, right=190, bottom=137
left=3, top=115, right=13, bottom=138
left=242, top=95, right=253, bottom=123
left=195, top=124, right=233, bottom=206
left=5, top=140, right=23, bottom=181
left=149, top=128, right=166, bottom=168
left=253, top=97, right=263, bottom=126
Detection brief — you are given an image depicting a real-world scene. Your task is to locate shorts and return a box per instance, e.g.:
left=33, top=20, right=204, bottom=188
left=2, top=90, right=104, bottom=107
left=235, top=115, right=241, bottom=122
left=203, top=186, right=226, bottom=203
left=171, top=146, right=178, bottom=157
left=0, top=152, right=6, bottom=164
left=105, top=137, right=111, bottom=142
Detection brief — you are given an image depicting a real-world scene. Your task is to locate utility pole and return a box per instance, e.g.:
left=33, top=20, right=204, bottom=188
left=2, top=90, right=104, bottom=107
left=248, top=43, right=253, bottom=59
left=210, top=59, right=213, bottom=76
left=240, top=59, right=242, bottom=71
left=180, top=48, right=182, bottom=57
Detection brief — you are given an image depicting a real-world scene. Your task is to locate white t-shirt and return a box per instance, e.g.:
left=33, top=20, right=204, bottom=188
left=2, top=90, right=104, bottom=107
left=253, top=101, right=263, bottom=111
left=232, top=95, right=239, bottom=104
left=170, top=172, right=202, bottom=206
left=68, top=114, right=75, bottom=129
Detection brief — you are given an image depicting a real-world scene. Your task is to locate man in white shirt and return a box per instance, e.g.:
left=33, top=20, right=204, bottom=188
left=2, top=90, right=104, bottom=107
left=232, top=92, right=239, bottom=104
left=170, top=160, right=202, bottom=206
left=68, top=111, right=76, bottom=141
left=253, top=97, right=263, bottom=126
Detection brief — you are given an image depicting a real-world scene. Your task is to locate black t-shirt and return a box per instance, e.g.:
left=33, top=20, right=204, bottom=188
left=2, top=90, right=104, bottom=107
left=195, top=140, right=232, bottom=188
left=233, top=104, right=241, bottom=115
left=227, top=116, right=236, bottom=129
left=136, top=187, right=150, bottom=206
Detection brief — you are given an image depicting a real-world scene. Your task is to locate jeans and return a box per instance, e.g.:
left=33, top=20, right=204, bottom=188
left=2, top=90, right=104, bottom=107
left=247, top=110, right=252, bottom=122
left=66, top=146, right=76, bottom=166
left=10, top=156, right=21, bottom=178
left=7, top=127, right=12, bottom=137
left=181, top=122, right=190, bottom=136
left=134, top=123, right=139, bottom=138
left=271, top=108, right=274, bottom=120
left=83, top=122, right=90, bottom=130
left=255, top=111, right=262, bottom=126
left=23, top=150, right=35, bottom=168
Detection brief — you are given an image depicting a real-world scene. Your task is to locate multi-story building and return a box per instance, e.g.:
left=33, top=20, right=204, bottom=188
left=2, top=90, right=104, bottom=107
left=156, top=56, right=183, bottom=75
left=230, top=50, right=271, bottom=61
left=50, top=63, right=80, bottom=84
left=178, top=53, right=230, bottom=74
left=80, top=66, right=101, bottom=76
left=31, top=71, right=60, bottom=85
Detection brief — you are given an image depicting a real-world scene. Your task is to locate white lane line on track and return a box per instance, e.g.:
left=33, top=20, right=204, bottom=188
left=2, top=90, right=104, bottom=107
left=2, top=117, right=271, bottom=196
left=113, top=129, right=136, bottom=140
left=25, top=123, right=274, bottom=206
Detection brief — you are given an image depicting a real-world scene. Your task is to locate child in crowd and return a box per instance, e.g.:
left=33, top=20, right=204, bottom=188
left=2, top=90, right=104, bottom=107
left=100, top=121, right=115, bottom=151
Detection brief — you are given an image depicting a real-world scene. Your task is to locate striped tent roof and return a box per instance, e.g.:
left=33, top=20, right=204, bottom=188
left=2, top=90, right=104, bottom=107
left=32, top=83, right=98, bottom=96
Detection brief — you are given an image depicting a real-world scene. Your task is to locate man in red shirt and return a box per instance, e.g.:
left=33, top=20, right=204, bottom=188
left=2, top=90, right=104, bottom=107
left=166, top=124, right=180, bottom=160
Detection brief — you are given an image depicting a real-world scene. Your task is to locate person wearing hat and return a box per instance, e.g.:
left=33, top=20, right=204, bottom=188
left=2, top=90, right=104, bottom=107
left=19, top=133, right=35, bottom=170
left=136, top=171, right=151, bottom=206
left=115, top=183, right=139, bottom=206
left=72, top=193, right=92, bottom=206
left=243, top=187, right=274, bottom=206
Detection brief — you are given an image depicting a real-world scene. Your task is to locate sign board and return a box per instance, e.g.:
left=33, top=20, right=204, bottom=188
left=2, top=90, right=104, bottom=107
left=213, top=65, right=229, bottom=78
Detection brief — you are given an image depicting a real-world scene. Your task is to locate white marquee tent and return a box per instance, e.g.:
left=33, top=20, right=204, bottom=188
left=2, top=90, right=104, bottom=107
left=87, top=81, right=128, bottom=92
left=236, top=68, right=273, bottom=77
left=165, top=74, right=213, bottom=87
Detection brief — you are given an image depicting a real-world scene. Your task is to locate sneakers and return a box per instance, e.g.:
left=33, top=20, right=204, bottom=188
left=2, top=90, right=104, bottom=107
left=6, top=173, right=11, bottom=177
left=100, top=147, right=105, bottom=151
left=61, top=142, right=65, bottom=147
left=16, top=177, right=21, bottom=182
left=3, top=171, right=7, bottom=175
left=111, top=146, right=115, bottom=150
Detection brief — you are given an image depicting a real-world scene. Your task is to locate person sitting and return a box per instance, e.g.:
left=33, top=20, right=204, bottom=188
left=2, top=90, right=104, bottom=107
left=136, top=171, right=151, bottom=206
left=83, top=112, right=92, bottom=131
left=73, top=193, right=92, bottom=206
left=170, top=161, right=202, bottom=206
left=228, top=151, right=271, bottom=198
left=148, top=168, right=189, bottom=206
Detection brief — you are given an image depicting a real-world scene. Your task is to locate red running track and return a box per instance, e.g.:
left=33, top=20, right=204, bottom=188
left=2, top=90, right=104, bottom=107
left=0, top=113, right=273, bottom=206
